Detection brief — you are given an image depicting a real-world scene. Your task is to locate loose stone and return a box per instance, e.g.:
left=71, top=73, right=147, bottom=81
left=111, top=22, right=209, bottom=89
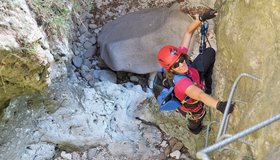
left=72, top=56, right=83, bottom=68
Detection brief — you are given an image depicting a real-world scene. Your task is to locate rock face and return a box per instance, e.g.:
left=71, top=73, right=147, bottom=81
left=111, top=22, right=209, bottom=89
left=98, top=5, right=196, bottom=74
left=2, top=0, right=280, bottom=159
left=0, top=82, right=161, bottom=160
left=212, top=0, right=280, bottom=159
left=0, top=0, right=53, bottom=109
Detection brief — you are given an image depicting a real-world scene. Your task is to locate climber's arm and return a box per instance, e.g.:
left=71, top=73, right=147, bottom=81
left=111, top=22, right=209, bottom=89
left=179, top=15, right=201, bottom=49
left=180, top=9, right=218, bottom=49
left=185, top=85, right=218, bottom=109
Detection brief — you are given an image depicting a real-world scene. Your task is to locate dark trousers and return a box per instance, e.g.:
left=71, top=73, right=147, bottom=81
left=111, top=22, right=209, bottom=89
left=191, top=47, right=216, bottom=94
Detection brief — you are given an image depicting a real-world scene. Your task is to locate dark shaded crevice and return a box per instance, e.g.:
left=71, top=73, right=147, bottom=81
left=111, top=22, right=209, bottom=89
left=135, top=116, right=166, bottom=139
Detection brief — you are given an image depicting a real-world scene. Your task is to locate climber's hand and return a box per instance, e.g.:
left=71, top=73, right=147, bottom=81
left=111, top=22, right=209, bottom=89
left=216, top=101, right=235, bottom=114
left=199, top=9, right=217, bottom=21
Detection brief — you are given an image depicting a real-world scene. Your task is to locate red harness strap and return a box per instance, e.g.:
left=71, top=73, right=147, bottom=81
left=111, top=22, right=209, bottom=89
left=178, top=102, right=203, bottom=113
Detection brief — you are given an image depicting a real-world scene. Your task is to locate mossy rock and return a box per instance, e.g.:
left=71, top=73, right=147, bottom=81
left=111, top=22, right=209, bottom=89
left=0, top=49, right=49, bottom=112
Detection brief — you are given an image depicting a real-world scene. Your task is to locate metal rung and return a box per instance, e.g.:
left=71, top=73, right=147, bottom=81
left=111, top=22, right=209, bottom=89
left=197, top=113, right=280, bottom=160
left=205, top=121, right=218, bottom=147
left=219, top=134, right=254, bottom=147
left=216, top=73, right=261, bottom=142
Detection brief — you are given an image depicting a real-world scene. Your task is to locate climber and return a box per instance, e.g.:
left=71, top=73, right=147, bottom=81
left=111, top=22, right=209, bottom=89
left=157, top=9, right=235, bottom=134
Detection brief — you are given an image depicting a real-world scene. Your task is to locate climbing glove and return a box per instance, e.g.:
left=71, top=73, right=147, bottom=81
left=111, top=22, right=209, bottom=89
left=216, top=101, right=235, bottom=114
left=199, top=9, right=217, bottom=21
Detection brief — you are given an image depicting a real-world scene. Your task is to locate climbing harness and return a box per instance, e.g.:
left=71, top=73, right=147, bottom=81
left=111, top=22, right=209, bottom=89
left=154, top=68, right=205, bottom=112
left=179, top=98, right=203, bottom=113
left=185, top=108, right=206, bottom=122
left=173, top=73, right=204, bottom=113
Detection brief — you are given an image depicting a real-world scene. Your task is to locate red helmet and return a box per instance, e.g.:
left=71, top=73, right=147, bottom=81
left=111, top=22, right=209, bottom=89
left=157, top=45, right=182, bottom=70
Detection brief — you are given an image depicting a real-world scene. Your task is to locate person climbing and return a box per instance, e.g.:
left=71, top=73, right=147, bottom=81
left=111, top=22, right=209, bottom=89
left=156, top=9, right=235, bottom=134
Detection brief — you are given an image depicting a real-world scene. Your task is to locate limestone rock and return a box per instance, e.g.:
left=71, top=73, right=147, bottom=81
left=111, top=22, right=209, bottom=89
left=61, top=151, right=72, bottom=160
left=214, top=0, right=280, bottom=159
left=0, top=0, right=53, bottom=109
left=87, top=148, right=98, bottom=159
left=171, top=141, right=184, bottom=152
left=170, top=150, right=181, bottom=159
left=83, top=45, right=97, bottom=58
left=73, top=56, right=83, bottom=68
left=0, top=82, right=161, bottom=160
left=94, top=70, right=117, bottom=83
left=164, top=146, right=171, bottom=156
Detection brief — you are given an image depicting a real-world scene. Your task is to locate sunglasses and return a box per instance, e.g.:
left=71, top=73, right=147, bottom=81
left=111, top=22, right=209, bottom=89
left=171, top=54, right=188, bottom=69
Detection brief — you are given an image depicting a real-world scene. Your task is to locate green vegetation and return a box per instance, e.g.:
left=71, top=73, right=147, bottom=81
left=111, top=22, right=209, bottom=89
left=27, top=0, right=72, bottom=38
left=0, top=0, right=95, bottom=112
left=26, top=0, right=93, bottom=39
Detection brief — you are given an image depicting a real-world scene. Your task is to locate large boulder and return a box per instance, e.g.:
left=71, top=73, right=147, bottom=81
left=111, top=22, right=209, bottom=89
left=98, top=5, right=196, bottom=74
